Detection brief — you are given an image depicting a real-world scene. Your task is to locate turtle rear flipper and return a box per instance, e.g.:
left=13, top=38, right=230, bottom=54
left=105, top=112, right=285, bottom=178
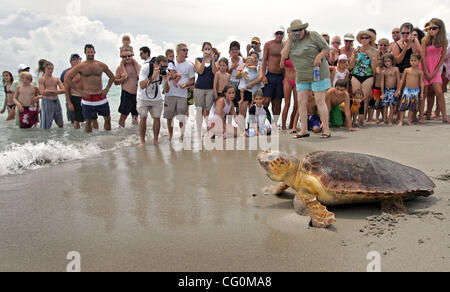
left=381, top=196, right=406, bottom=215
left=294, top=190, right=335, bottom=228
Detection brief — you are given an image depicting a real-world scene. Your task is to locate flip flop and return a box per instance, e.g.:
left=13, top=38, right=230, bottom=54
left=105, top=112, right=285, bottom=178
left=293, top=133, right=310, bottom=139
left=320, top=133, right=332, bottom=139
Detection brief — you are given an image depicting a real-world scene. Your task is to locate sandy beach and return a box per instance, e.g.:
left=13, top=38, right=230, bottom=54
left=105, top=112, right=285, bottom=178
left=0, top=105, right=449, bottom=272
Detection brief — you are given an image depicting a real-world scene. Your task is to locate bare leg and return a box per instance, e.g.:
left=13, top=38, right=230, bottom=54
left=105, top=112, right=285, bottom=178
left=6, top=108, right=15, bottom=121
left=85, top=119, right=93, bottom=133
left=139, top=116, right=147, bottom=147
left=73, top=121, right=81, bottom=129
left=296, top=90, right=310, bottom=136
left=271, top=98, right=282, bottom=127
left=282, top=81, right=292, bottom=130
left=92, top=119, right=99, bottom=130
left=104, top=116, right=111, bottom=131
left=289, top=89, right=299, bottom=130
left=119, top=114, right=127, bottom=128
left=425, top=85, right=435, bottom=119
left=433, top=82, right=449, bottom=123
left=239, top=101, right=249, bottom=118
left=314, top=90, right=331, bottom=136
left=294, top=189, right=335, bottom=228
left=153, top=118, right=160, bottom=145
left=167, top=118, right=173, bottom=141
left=195, top=107, right=203, bottom=138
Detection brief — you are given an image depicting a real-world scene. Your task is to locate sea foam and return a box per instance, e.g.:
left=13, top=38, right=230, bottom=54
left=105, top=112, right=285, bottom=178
left=0, top=140, right=103, bottom=176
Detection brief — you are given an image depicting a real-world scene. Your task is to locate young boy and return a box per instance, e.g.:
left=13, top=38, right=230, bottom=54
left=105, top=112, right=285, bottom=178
left=343, top=89, right=365, bottom=127
left=380, top=53, right=401, bottom=126
left=37, top=61, right=65, bottom=129
left=326, top=79, right=358, bottom=131
left=119, top=35, right=140, bottom=81
left=213, top=58, right=231, bottom=100
left=368, top=51, right=385, bottom=124
left=307, top=94, right=322, bottom=134
left=247, top=91, right=276, bottom=136
left=164, top=49, right=182, bottom=91
left=398, top=53, right=424, bottom=126
left=238, top=56, right=261, bottom=116
left=13, top=72, right=41, bottom=129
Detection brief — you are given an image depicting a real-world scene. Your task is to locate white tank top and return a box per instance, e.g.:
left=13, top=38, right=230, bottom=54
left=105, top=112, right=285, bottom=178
left=209, top=98, right=233, bottom=120
left=228, top=56, right=244, bottom=82
left=333, top=69, right=348, bottom=87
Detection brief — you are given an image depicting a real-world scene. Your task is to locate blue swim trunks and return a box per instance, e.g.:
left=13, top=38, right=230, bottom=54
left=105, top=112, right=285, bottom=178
left=82, top=102, right=111, bottom=120
left=382, top=88, right=398, bottom=107
left=296, top=78, right=331, bottom=92
left=400, top=87, right=419, bottom=112
left=308, top=115, right=322, bottom=131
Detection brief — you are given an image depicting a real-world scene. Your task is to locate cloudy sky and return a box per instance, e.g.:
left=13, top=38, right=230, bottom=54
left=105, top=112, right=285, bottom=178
left=1, top=0, right=449, bottom=76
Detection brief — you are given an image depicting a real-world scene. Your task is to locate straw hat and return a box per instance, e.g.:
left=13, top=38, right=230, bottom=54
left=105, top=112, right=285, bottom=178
left=357, top=30, right=376, bottom=44
left=288, top=19, right=309, bottom=31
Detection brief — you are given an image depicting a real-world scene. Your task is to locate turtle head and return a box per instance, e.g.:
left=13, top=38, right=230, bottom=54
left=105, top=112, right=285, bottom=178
left=258, top=151, right=299, bottom=182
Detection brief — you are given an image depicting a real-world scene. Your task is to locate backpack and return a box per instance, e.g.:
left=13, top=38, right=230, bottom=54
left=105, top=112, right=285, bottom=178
left=145, top=57, right=162, bottom=99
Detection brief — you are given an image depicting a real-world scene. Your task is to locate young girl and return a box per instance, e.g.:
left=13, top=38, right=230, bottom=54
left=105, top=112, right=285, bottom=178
left=13, top=72, right=41, bottom=129
left=247, top=91, right=276, bottom=136
left=280, top=51, right=299, bottom=131
left=330, top=54, right=350, bottom=88
left=421, top=18, right=448, bottom=124
left=36, top=60, right=65, bottom=129
left=380, top=53, right=401, bottom=125
left=207, top=85, right=244, bottom=138
left=213, top=58, right=231, bottom=100
left=1, top=71, right=15, bottom=121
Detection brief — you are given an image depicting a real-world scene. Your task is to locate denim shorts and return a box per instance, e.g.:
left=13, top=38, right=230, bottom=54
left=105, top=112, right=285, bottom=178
left=296, top=78, right=331, bottom=92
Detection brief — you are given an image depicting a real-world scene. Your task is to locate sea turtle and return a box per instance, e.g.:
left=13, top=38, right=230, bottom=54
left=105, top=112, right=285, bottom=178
left=258, top=151, right=435, bottom=228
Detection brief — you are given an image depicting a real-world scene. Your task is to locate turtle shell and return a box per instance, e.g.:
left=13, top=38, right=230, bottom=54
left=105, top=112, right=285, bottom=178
left=301, top=151, right=435, bottom=195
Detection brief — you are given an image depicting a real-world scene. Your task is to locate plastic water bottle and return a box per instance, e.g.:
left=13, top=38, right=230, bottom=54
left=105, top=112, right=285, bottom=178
left=313, top=66, right=320, bottom=82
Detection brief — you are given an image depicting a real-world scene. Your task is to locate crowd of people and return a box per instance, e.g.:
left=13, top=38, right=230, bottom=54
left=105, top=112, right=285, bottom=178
left=2, top=18, right=449, bottom=146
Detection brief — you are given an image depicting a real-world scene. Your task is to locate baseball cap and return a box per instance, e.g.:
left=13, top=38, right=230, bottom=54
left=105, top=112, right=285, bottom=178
left=338, top=54, right=348, bottom=62
left=274, top=26, right=285, bottom=34
left=70, top=53, right=81, bottom=61
left=251, top=37, right=261, bottom=44
left=344, top=33, right=355, bottom=41
left=17, top=64, right=30, bottom=71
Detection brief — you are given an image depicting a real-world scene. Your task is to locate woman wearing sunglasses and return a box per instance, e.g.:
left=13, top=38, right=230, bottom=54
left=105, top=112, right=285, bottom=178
left=349, top=30, right=378, bottom=126
left=328, top=36, right=342, bottom=67
left=392, top=23, right=422, bottom=75
left=420, top=18, right=448, bottom=124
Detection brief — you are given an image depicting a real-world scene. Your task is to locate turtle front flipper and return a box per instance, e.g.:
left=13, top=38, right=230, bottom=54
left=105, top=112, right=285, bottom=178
left=381, top=196, right=406, bottom=215
left=264, top=182, right=289, bottom=196
left=294, top=189, right=335, bottom=228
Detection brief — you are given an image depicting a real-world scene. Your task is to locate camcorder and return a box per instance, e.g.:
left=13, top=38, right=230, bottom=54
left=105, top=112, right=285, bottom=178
left=159, top=65, right=168, bottom=76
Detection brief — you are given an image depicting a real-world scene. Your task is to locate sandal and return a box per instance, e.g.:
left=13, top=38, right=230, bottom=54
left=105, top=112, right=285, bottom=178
left=293, top=133, right=310, bottom=139
left=320, top=133, right=332, bottom=139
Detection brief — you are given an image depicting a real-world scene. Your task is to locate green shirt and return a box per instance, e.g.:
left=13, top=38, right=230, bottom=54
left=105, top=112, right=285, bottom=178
left=289, top=31, right=331, bottom=83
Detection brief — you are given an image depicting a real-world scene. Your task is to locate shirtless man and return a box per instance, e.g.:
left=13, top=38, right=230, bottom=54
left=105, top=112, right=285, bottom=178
left=342, top=33, right=355, bottom=60
left=66, top=44, right=115, bottom=133
left=115, top=50, right=140, bottom=128
left=262, top=26, right=285, bottom=126
left=325, top=79, right=358, bottom=132
left=389, top=28, right=401, bottom=52
left=63, top=54, right=95, bottom=129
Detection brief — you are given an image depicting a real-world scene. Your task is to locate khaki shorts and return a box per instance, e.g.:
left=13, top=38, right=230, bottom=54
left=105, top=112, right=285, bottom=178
left=137, top=99, right=163, bottom=119
left=164, top=96, right=187, bottom=120
left=194, top=88, right=215, bottom=111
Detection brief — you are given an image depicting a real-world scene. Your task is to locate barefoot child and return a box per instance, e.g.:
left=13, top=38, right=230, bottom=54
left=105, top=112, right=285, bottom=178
left=398, top=53, right=424, bottom=126
left=13, top=72, right=41, bottom=129
left=36, top=60, right=65, bottom=129
left=380, top=53, right=401, bottom=125
left=326, top=79, right=358, bottom=131
left=1, top=71, right=15, bottom=121
left=238, top=55, right=261, bottom=117
left=165, top=49, right=182, bottom=89
left=247, top=91, right=277, bottom=136
left=369, top=51, right=385, bottom=124
left=330, top=54, right=350, bottom=88
left=207, top=85, right=244, bottom=138
left=345, top=89, right=365, bottom=127
left=213, top=58, right=231, bottom=100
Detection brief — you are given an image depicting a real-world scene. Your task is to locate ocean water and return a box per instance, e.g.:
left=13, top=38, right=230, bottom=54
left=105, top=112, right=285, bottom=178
left=0, top=81, right=177, bottom=176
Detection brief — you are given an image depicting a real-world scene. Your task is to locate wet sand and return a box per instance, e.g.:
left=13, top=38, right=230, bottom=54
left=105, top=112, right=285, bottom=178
left=1, top=111, right=449, bottom=272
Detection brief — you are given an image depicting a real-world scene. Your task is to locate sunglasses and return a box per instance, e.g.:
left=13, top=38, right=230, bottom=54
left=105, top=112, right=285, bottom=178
left=275, top=32, right=284, bottom=35
left=182, top=48, right=189, bottom=52
left=231, top=48, right=240, bottom=51
left=392, top=31, right=400, bottom=34
left=332, top=41, right=341, bottom=45
left=345, top=40, right=353, bottom=42
left=360, top=36, right=370, bottom=40
left=379, top=44, right=388, bottom=47
left=401, top=32, right=410, bottom=35
left=121, top=55, right=134, bottom=59
left=430, top=26, right=440, bottom=31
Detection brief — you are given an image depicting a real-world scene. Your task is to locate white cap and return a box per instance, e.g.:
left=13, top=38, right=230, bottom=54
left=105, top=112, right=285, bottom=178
left=338, top=54, right=348, bottom=62
left=274, top=26, right=285, bottom=34
left=343, top=33, right=355, bottom=41
left=18, top=64, right=30, bottom=71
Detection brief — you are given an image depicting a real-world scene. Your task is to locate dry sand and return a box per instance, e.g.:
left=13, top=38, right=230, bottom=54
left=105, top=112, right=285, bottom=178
left=0, top=106, right=449, bottom=272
